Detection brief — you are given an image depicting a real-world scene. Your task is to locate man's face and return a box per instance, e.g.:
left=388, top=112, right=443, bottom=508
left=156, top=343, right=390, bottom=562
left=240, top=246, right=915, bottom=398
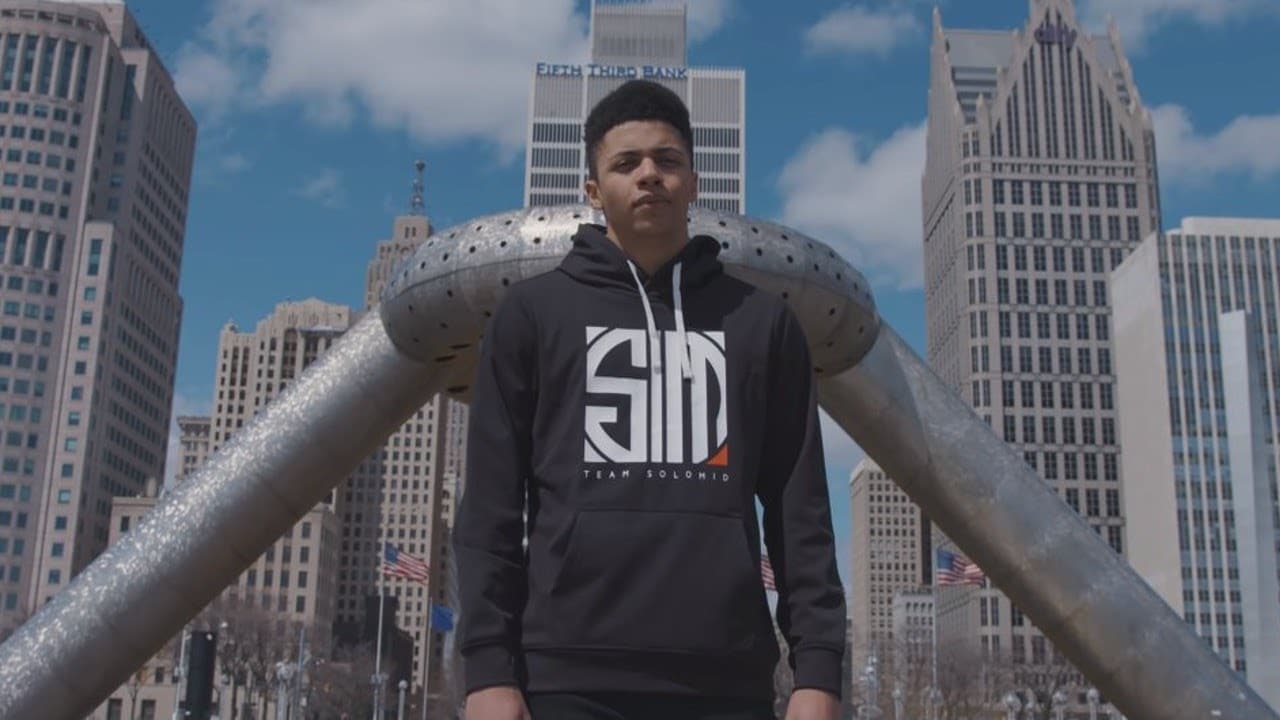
left=585, top=119, right=698, bottom=242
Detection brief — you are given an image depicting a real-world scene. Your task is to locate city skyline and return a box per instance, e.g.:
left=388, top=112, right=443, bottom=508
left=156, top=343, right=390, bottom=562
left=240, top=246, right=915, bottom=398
left=122, top=0, right=1280, bottom=596
left=0, top=1, right=1278, bottom=715
left=4, top=0, right=1279, bottom=667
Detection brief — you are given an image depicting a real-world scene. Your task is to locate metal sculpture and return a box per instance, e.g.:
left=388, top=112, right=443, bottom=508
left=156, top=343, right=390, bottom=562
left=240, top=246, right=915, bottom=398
left=0, top=206, right=1272, bottom=720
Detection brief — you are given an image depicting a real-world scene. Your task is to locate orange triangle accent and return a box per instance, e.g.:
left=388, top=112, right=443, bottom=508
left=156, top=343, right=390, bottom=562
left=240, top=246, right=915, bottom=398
left=707, top=443, right=729, bottom=467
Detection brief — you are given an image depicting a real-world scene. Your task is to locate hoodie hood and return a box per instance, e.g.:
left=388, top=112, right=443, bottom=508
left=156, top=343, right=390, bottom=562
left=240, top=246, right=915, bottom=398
left=559, top=224, right=723, bottom=380
left=558, top=223, right=723, bottom=293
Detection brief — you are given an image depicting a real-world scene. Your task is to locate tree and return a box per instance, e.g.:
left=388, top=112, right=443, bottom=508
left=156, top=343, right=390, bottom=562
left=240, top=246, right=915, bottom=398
left=309, top=642, right=385, bottom=719
left=198, top=593, right=319, bottom=720
left=125, top=664, right=148, bottom=720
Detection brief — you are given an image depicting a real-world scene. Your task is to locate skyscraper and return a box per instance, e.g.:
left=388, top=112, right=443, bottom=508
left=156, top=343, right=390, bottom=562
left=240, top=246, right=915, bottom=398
left=848, top=458, right=928, bottom=678
left=0, top=0, right=195, bottom=632
left=337, top=175, right=469, bottom=703
left=524, top=0, right=745, bottom=213
left=210, top=300, right=349, bottom=637
left=923, top=0, right=1160, bottom=678
left=1112, top=217, right=1280, bottom=708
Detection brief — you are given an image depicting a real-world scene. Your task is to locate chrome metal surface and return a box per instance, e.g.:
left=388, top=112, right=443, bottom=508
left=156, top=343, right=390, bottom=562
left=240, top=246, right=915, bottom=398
left=0, top=315, right=442, bottom=719
left=819, top=326, right=1277, bottom=720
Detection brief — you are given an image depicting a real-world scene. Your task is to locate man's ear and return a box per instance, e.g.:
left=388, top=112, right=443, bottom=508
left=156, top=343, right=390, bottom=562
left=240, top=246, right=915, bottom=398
left=585, top=177, right=603, bottom=210
left=690, top=169, right=699, bottom=203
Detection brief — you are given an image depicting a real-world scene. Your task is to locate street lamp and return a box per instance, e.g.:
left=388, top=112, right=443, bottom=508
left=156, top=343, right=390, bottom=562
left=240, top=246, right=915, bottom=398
left=1023, top=689, right=1040, bottom=719
left=921, top=685, right=942, bottom=720
left=859, top=654, right=882, bottom=719
left=1003, top=691, right=1022, bottom=720
left=1086, top=687, right=1100, bottom=720
left=891, top=683, right=903, bottom=720
left=1051, top=689, right=1068, bottom=720
left=397, top=679, right=408, bottom=720
left=274, top=661, right=295, bottom=720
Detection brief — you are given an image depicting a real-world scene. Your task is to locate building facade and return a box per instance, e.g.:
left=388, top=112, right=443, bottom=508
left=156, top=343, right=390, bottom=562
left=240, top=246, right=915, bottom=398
left=849, top=458, right=927, bottom=676
left=174, top=414, right=209, bottom=482
left=338, top=202, right=469, bottom=703
left=0, top=0, right=195, bottom=634
left=923, top=0, right=1160, bottom=675
left=890, top=588, right=936, bottom=691
left=1113, top=217, right=1280, bottom=709
left=524, top=0, right=745, bottom=214
left=210, top=299, right=349, bottom=638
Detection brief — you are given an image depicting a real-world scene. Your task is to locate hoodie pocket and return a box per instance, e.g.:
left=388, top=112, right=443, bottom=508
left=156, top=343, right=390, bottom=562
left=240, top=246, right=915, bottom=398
left=548, top=509, right=761, bottom=654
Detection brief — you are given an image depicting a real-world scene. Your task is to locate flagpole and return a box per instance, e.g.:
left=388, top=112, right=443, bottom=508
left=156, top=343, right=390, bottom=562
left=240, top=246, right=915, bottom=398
left=931, top=551, right=939, bottom=720
left=421, top=599, right=432, bottom=720
left=931, top=580, right=939, bottom=689
left=374, top=546, right=386, bottom=720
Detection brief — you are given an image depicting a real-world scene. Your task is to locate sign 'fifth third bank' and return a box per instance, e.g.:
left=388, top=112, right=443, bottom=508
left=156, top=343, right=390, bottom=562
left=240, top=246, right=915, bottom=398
left=536, top=62, right=689, bottom=80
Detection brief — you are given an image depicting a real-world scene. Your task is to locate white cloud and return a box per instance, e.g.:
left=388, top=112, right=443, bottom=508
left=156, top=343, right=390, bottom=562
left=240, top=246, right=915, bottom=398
left=1150, top=104, right=1280, bottom=186
left=164, top=393, right=213, bottom=488
left=1077, top=0, right=1275, bottom=52
left=175, top=0, right=590, bottom=153
left=804, top=5, right=921, bottom=58
left=687, top=0, right=734, bottom=43
left=219, top=153, right=251, bottom=174
left=778, top=122, right=927, bottom=289
left=293, top=168, right=344, bottom=208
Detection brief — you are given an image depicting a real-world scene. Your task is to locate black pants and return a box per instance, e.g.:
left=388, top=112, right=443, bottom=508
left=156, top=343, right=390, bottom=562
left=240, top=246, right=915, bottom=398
left=525, top=691, right=776, bottom=720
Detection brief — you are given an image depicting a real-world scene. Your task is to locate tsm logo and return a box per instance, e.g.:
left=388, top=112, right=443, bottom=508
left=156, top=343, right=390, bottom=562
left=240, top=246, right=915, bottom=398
left=583, top=326, right=729, bottom=465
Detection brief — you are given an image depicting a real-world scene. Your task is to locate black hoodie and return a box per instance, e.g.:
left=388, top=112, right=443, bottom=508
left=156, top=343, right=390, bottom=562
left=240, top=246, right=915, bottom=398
left=454, top=224, right=845, bottom=702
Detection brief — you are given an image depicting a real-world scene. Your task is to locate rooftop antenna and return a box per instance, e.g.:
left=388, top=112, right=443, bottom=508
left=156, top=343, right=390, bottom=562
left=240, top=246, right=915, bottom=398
left=410, top=160, right=426, bottom=216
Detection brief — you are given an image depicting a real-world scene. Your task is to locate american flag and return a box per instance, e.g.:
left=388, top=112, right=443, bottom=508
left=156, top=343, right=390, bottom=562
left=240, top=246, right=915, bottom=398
left=761, top=555, right=777, bottom=592
left=382, top=542, right=429, bottom=584
left=936, top=548, right=986, bottom=587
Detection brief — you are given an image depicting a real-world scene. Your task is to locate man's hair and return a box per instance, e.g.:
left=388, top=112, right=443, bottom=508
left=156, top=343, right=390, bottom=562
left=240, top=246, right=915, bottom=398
left=583, top=80, right=694, bottom=179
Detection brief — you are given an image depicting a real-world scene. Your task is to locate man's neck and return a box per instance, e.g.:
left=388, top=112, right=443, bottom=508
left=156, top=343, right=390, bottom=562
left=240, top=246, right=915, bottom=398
left=605, top=226, right=687, bottom=278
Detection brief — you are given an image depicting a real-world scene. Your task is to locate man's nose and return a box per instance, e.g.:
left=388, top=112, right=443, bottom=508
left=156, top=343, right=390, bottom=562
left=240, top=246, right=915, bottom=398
left=636, top=157, right=661, bottom=183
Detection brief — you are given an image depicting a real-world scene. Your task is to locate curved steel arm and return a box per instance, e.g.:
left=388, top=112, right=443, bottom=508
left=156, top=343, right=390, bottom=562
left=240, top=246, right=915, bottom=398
left=819, top=326, right=1278, bottom=720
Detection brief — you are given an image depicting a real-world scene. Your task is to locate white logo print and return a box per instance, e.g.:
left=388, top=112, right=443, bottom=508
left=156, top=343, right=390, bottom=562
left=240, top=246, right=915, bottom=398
left=583, top=326, right=729, bottom=465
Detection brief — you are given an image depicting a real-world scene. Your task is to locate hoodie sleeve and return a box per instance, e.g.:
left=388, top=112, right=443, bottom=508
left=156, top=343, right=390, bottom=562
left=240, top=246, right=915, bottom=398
left=756, top=304, right=847, bottom=698
left=454, top=291, right=537, bottom=694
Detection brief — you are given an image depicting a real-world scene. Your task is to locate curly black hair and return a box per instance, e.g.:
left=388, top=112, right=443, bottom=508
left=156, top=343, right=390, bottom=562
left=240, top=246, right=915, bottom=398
left=583, top=79, right=694, bottom=180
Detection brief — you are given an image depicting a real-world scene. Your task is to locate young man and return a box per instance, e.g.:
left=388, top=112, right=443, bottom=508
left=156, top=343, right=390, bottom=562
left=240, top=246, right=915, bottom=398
left=455, top=80, right=845, bottom=720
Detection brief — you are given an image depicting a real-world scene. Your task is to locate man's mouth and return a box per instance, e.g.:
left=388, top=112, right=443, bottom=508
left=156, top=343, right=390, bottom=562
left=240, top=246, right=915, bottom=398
left=634, top=196, right=667, bottom=208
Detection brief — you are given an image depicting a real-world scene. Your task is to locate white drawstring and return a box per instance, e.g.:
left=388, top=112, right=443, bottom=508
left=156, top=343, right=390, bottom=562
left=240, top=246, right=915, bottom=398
left=627, top=260, right=663, bottom=376
left=672, top=262, right=693, bottom=379
left=626, top=260, right=693, bottom=379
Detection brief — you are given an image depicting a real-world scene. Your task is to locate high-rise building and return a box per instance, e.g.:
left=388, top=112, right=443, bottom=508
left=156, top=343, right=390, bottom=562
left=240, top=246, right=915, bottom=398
left=849, top=458, right=927, bottom=676
left=337, top=176, right=469, bottom=703
left=524, top=0, right=745, bottom=213
left=210, top=300, right=349, bottom=638
left=923, top=0, right=1160, bottom=675
left=0, top=0, right=195, bottom=632
left=1112, top=217, right=1280, bottom=709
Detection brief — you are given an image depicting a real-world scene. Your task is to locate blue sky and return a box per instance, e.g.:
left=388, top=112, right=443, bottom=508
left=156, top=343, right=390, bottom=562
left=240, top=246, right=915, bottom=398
left=125, top=0, right=1280, bottom=588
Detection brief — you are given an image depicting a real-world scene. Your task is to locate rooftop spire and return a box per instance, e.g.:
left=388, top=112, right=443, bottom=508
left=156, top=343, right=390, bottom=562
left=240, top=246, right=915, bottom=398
left=409, top=159, right=426, bottom=216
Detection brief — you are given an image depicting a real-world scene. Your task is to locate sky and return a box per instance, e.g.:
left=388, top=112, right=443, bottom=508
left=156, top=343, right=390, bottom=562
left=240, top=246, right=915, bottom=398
left=119, top=0, right=1280, bottom=591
